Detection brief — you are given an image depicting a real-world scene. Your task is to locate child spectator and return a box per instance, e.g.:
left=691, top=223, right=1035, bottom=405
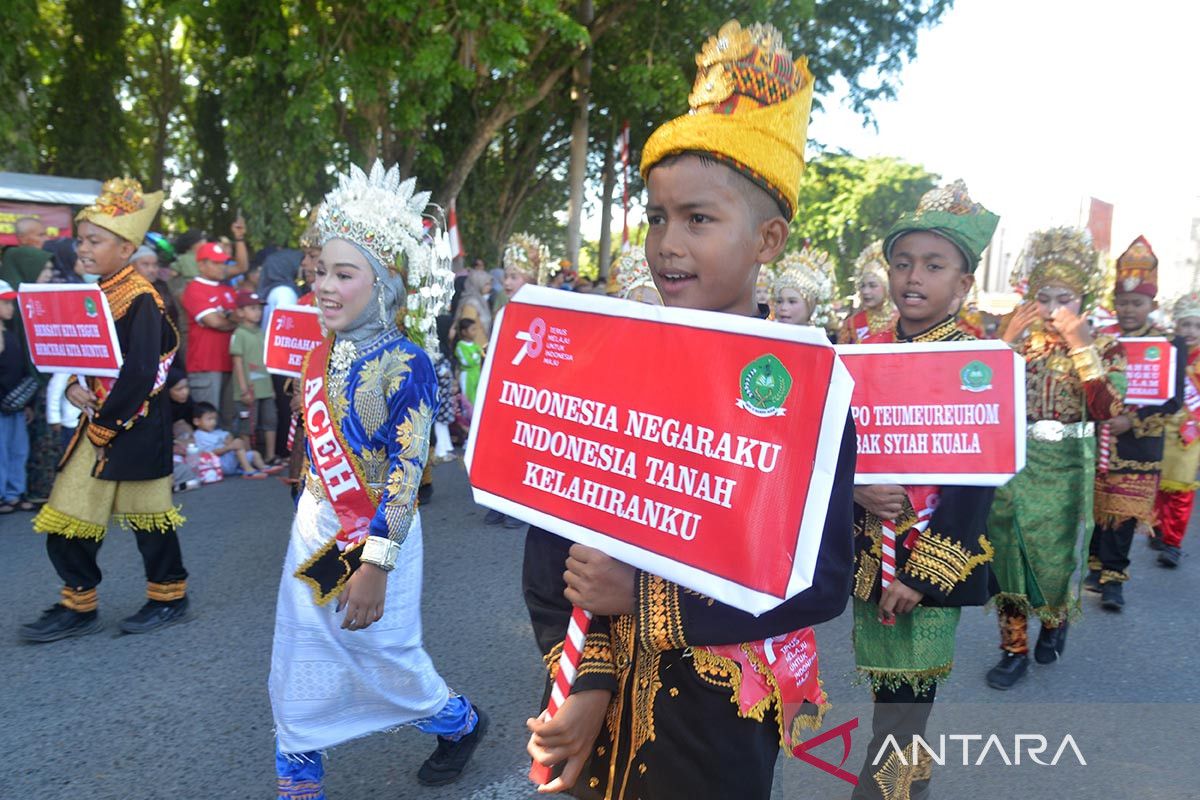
left=0, top=280, right=33, bottom=513
left=229, top=291, right=277, bottom=461
left=46, top=372, right=83, bottom=449
left=454, top=317, right=483, bottom=408
left=181, top=242, right=237, bottom=422
left=191, top=401, right=276, bottom=479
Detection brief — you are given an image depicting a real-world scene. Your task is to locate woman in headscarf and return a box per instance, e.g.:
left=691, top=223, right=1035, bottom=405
left=451, top=267, right=493, bottom=348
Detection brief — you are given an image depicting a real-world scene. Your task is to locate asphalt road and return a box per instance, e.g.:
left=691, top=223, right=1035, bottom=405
left=1, top=461, right=1196, bottom=799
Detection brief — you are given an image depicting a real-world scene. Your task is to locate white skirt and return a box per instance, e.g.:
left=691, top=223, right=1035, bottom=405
left=270, top=489, right=450, bottom=754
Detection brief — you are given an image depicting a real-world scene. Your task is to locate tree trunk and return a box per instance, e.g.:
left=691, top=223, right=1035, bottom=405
left=597, top=120, right=617, bottom=282
left=564, top=0, right=593, bottom=267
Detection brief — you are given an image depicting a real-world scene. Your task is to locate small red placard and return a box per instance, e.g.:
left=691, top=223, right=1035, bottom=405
left=1119, top=337, right=1176, bottom=406
left=264, top=306, right=325, bottom=378
left=18, top=284, right=123, bottom=377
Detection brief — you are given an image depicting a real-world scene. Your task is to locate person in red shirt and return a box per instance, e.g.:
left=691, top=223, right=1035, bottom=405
left=181, top=242, right=237, bottom=423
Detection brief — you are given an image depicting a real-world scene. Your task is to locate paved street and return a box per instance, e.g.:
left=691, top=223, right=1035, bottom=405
left=2, top=461, right=1196, bottom=799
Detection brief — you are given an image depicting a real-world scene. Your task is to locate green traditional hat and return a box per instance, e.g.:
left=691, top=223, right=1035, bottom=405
left=883, top=180, right=999, bottom=273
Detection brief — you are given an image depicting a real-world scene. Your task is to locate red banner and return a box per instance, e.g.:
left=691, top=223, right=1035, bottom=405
left=264, top=306, right=324, bottom=378
left=466, top=287, right=852, bottom=615
left=836, top=341, right=1026, bottom=486
left=0, top=201, right=73, bottom=246
left=1120, top=337, right=1176, bottom=406
left=1086, top=197, right=1114, bottom=254
left=18, top=284, right=123, bottom=377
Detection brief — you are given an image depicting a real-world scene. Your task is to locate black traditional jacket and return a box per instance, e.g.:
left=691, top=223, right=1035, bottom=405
left=851, top=317, right=996, bottom=608
left=523, top=416, right=857, bottom=800
left=63, top=266, right=178, bottom=481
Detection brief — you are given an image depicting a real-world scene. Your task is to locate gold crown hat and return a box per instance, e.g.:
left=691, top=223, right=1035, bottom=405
left=1172, top=291, right=1200, bottom=322
left=76, top=177, right=163, bottom=244
left=613, top=246, right=659, bottom=300
left=639, top=20, right=815, bottom=220
left=316, top=161, right=455, bottom=355
left=503, top=232, right=553, bottom=285
left=1114, top=235, right=1158, bottom=298
left=1012, top=226, right=1103, bottom=305
left=884, top=180, right=999, bottom=273
left=773, top=244, right=835, bottom=326
left=854, top=239, right=889, bottom=290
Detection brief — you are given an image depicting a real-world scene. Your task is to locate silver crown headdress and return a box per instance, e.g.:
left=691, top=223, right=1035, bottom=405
left=317, top=161, right=454, bottom=355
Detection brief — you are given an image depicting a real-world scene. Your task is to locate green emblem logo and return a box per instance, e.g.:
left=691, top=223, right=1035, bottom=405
left=1145, top=345, right=1161, bottom=361
left=960, top=360, right=993, bottom=393
left=739, top=354, right=793, bottom=417
left=83, top=296, right=98, bottom=317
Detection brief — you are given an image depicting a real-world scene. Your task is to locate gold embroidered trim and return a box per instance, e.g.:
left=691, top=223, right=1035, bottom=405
left=146, top=580, right=187, bottom=602
left=544, top=634, right=616, bottom=681
left=86, top=422, right=117, bottom=447
left=101, top=266, right=165, bottom=319
left=292, top=538, right=366, bottom=606
left=902, top=533, right=994, bottom=595
left=1129, top=412, right=1167, bottom=438
left=1107, top=455, right=1162, bottom=472
left=637, top=572, right=687, bottom=652
left=113, top=507, right=186, bottom=532
left=1100, top=569, right=1129, bottom=584
left=854, top=551, right=880, bottom=601
left=33, top=505, right=106, bottom=540
left=60, top=586, right=98, bottom=612
left=1068, top=346, right=1103, bottom=382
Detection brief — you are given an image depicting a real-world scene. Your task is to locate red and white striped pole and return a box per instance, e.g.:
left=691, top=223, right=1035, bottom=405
left=529, top=605, right=593, bottom=785
left=1097, top=422, right=1112, bottom=474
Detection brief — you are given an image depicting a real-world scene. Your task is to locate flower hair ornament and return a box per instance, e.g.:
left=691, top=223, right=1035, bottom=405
left=316, top=161, right=454, bottom=355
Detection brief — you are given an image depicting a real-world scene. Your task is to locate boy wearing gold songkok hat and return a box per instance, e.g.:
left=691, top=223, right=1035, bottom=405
left=1152, top=291, right=1200, bottom=567
left=20, top=178, right=189, bottom=641
left=522, top=19, right=856, bottom=800
left=1087, top=236, right=1185, bottom=611
left=986, top=227, right=1126, bottom=690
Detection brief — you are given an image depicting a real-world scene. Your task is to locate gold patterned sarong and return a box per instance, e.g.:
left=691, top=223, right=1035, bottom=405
left=32, top=444, right=182, bottom=540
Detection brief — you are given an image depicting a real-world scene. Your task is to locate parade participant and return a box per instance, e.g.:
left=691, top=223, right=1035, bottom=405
left=269, top=162, right=484, bottom=797
left=772, top=244, right=835, bottom=328
left=19, top=178, right=189, bottom=641
left=523, top=21, right=856, bottom=799
left=1152, top=292, right=1200, bottom=567
left=837, top=239, right=896, bottom=344
left=1087, top=236, right=1184, bottom=609
left=614, top=245, right=661, bottom=305
left=986, top=227, right=1126, bottom=689
left=850, top=181, right=999, bottom=800
left=501, top=233, right=551, bottom=302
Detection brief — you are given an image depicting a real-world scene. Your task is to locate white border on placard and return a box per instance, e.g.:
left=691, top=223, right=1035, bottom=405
left=835, top=340, right=1026, bottom=487
left=17, top=283, right=124, bottom=377
left=465, top=285, right=852, bottom=616
left=263, top=305, right=324, bottom=378
left=1120, top=336, right=1178, bottom=406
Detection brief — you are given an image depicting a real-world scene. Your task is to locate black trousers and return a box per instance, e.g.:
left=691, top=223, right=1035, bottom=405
left=46, top=528, right=188, bottom=595
left=853, top=683, right=937, bottom=800
left=1090, top=517, right=1136, bottom=576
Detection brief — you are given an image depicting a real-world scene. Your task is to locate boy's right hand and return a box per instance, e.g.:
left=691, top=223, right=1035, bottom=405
left=527, top=689, right=613, bottom=793
left=66, top=383, right=98, bottom=413
left=853, top=485, right=907, bottom=521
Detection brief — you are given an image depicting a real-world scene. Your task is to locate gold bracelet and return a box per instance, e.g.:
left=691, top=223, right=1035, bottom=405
left=1068, top=345, right=1103, bottom=382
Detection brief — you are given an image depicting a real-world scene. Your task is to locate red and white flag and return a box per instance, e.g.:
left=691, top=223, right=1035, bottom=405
left=447, top=199, right=462, bottom=260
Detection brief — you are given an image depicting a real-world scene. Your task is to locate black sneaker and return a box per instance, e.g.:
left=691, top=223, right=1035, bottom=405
left=1148, top=530, right=1165, bottom=551
left=416, top=706, right=488, bottom=786
left=1083, top=569, right=1101, bottom=593
left=119, top=596, right=190, bottom=634
left=986, top=652, right=1029, bottom=690
left=1034, top=621, right=1069, bottom=664
left=1158, top=546, right=1181, bottom=568
left=18, top=604, right=102, bottom=643
left=502, top=515, right=525, bottom=530
left=483, top=509, right=505, bottom=526
left=1100, top=581, right=1124, bottom=611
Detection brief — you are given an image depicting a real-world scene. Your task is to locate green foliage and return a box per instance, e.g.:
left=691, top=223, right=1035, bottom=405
left=790, top=153, right=938, bottom=294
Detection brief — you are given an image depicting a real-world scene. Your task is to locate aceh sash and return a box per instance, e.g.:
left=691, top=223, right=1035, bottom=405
left=293, top=335, right=379, bottom=604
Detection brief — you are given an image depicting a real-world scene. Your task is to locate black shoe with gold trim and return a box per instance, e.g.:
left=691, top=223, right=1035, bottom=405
left=19, top=604, right=102, bottom=643
left=119, top=596, right=190, bottom=634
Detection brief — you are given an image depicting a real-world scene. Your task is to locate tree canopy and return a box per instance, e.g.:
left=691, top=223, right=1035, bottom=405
left=0, top=0, right=953, bottom=258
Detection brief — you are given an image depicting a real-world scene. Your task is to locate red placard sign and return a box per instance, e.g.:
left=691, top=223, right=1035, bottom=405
left=264, top=306, right=325, bottom=378
left=466, top=287, right=852, bottom=615
left=1119, top=337, right=1176, bottom=406
left=18, top=284, right=123, bottom=377
left=836, top=341, right=1026, bottom=486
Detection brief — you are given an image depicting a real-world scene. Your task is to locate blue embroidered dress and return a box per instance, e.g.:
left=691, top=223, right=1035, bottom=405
left=269, top=329, right=472, bottom=787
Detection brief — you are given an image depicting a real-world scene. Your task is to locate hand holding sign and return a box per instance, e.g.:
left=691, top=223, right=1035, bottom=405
left=563, top=544, right=635, bottom=615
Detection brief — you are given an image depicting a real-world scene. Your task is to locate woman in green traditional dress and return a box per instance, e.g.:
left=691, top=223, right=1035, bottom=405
left=986, top=227, right=1126, bottom=690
